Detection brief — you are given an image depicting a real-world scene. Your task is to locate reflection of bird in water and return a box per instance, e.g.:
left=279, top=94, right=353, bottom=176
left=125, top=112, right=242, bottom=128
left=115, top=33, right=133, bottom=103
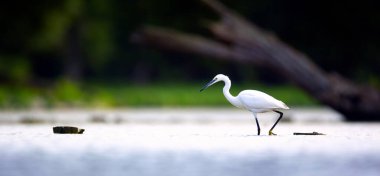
left=200, top=74, right=289, bottom=135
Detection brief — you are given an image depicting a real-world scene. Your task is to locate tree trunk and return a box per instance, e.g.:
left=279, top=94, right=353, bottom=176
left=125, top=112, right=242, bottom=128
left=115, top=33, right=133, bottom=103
left=63, top=20, right=83, bottom=81
left=131, top=0, right=380, bottom=121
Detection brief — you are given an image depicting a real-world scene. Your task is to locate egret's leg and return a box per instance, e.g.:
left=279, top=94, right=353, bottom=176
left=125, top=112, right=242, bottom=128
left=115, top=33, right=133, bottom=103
left=253, top=113, right=260, bottom=135
left=269, top=111, right=283, bottom=136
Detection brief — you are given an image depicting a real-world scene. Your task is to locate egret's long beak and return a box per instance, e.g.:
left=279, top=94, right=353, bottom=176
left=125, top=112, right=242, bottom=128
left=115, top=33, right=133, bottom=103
left=200, top=78, right=217, bottom=92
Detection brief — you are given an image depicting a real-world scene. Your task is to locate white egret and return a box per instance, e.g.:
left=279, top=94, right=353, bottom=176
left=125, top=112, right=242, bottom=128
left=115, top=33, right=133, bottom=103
left=200, top=74, right=289, bottom=135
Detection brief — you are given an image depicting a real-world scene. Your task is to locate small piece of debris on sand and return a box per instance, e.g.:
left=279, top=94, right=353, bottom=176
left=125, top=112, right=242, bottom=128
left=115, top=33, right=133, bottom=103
left=53, top=126, right=85, bottom=134
left=293, top=132, right=325, bottom=135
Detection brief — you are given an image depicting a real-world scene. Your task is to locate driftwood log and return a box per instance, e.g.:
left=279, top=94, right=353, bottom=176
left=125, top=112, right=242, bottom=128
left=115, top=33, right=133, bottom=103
left=131, top=0, right=380, bottom=121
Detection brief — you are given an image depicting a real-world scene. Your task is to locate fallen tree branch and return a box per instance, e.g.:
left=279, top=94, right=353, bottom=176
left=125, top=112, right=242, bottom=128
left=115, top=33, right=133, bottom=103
left=131, top=0, right=380, bottom=121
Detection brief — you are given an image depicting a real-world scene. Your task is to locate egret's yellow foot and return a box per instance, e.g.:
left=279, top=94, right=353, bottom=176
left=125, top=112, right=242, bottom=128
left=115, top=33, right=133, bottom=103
left=269, top=131, right=277, bottom=136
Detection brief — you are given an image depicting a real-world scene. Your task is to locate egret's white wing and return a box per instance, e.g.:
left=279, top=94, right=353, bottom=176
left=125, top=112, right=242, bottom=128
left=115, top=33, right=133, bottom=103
left=238, top=90, right=289, bottom=110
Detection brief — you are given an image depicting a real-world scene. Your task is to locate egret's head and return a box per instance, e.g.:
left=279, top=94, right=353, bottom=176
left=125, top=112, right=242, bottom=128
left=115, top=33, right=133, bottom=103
left=200, top=74, right=227, bottom=92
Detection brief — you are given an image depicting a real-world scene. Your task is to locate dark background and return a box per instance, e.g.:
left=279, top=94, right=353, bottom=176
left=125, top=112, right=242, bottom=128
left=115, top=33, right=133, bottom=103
left=0, top=0, right=379, bottom=86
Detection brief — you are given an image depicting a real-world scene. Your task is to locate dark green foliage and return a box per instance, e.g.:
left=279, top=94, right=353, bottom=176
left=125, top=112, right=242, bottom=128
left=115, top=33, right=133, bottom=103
left=0, top=81, right=317, bottom=108
left=0, top=0, right=378, bottom=101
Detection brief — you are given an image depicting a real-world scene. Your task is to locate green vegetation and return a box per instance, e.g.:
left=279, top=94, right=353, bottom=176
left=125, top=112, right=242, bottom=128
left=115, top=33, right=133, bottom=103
left=1, top=0, right=379, bottom=87
left=0, top=81, right=317, bottom=109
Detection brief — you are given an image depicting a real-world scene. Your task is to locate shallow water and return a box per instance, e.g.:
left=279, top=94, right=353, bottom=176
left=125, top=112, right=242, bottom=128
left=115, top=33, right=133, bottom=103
left=1, top=123, right=379, bottom=176
left=0, top=107, right=343, bottom=124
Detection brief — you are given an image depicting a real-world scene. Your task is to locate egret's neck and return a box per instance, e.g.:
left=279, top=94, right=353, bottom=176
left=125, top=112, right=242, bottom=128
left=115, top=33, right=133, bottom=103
left=222, top=78, right=242, bottom=108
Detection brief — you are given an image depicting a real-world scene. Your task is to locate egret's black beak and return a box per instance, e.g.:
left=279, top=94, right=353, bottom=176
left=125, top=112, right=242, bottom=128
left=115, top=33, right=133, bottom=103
left=200, top=78, right=217, bottom=92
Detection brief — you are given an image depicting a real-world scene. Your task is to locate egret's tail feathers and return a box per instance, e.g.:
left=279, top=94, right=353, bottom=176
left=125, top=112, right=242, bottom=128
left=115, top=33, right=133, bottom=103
left=279, top=101, right=290, bottom=109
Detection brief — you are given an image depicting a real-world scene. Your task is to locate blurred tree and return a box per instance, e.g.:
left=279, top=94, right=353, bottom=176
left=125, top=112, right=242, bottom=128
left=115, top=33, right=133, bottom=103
left=0, top=0, right=378, bottom=85
left=132, top=0, right=380, bottom=121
